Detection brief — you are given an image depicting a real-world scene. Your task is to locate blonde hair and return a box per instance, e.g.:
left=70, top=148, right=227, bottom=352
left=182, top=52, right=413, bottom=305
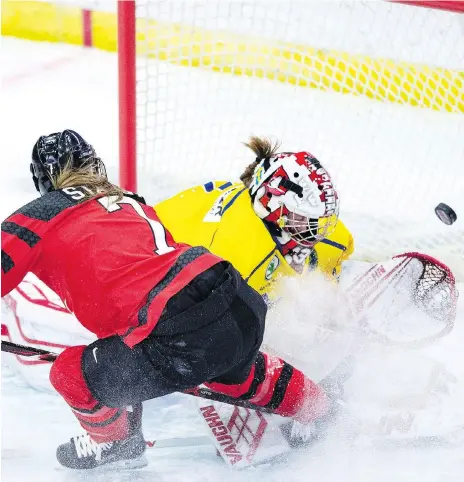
left=240, top=136, right=281, bottom=187
left=52, top=162, right=124, bottom=202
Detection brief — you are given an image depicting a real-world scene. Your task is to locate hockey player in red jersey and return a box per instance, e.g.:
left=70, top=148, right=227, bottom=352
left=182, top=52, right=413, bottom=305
left=1, top=130, right=330, bottom=470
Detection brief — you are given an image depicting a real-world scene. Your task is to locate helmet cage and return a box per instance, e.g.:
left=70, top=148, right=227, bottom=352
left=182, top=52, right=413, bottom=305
left=279, top=206, right=339, bottom=248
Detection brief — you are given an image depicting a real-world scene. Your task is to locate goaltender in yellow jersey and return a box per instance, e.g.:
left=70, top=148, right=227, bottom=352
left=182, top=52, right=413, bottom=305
left=155, top=137, right=354, bottom=302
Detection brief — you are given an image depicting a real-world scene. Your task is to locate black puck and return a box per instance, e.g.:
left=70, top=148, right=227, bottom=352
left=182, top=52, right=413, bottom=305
left=435, top=203, right=457, bottom=225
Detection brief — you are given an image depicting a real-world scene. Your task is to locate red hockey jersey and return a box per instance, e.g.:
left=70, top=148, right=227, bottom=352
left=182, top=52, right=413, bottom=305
left=1, top=187, right=222, bottom=347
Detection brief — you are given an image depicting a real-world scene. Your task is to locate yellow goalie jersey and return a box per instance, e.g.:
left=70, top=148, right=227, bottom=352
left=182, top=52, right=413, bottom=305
left=154, top=181, right=354, bottom=300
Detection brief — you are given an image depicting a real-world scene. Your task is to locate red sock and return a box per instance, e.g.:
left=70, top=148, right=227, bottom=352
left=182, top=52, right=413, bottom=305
left=49, top=345, right=137, bottom=443
left=205, top=352, right=329, bottom=424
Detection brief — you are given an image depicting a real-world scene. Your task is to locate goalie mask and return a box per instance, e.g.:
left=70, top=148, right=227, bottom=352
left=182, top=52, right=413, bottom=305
left=30, top=129, right=107, bottom=196
left=249, top=152, right=339, bottom=248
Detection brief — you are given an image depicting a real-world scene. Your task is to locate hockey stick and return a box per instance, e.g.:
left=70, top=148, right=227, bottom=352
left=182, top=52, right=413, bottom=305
left=144, top=436, right=211, bottom=449
left=1, top=341, right=215, bottom=451
left=1, top=339, right=57, bottom=361
left=5, top=342, right=462, bottom=454
left=1, top=340, right=273, bottom=413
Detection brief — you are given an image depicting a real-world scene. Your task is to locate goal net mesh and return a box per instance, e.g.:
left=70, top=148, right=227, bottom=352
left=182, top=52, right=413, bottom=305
left=133, top=0, right=464, bottom=276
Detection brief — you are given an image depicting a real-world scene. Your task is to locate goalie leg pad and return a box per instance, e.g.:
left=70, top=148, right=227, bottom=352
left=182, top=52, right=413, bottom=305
left=206, top=351, right=329, bottom=424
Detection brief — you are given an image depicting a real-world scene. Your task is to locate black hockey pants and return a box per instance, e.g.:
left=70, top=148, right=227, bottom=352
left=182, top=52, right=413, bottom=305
left=81, top=262, right=267, bottom=407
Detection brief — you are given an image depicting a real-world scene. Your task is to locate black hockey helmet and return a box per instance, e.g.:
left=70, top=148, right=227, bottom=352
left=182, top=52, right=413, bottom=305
left=30, top=129, right=107, bottom=196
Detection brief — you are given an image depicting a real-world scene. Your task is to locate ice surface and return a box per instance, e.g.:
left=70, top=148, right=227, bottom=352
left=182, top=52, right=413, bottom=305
left=1, top=37, right=464, bottom=481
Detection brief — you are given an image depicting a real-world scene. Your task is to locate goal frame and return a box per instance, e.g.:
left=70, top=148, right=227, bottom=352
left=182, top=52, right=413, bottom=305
left=117, top=0, right=464, bottom=194
left=118, top=0, right=137, bottom=192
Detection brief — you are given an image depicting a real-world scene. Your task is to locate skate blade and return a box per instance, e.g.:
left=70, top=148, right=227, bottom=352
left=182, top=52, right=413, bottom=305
left=55, top=455, right=149, bottom=473
left=100, top=454, right=148, bottom=471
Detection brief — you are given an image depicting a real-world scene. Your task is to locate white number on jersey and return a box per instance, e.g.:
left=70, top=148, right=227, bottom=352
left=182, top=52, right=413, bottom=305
left=98, top=195, right=175, bottom=255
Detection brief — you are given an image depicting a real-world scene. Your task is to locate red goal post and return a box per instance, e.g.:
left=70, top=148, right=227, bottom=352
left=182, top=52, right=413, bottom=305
left=118, top=0, right=137, bottom=193
left=117, top=0, right=463, bottom=277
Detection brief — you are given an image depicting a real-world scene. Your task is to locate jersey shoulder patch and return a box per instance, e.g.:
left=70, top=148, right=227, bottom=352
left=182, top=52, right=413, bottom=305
left=12, top=188, right=90, bottom=222
left=203, top=183, right=247, bottom=223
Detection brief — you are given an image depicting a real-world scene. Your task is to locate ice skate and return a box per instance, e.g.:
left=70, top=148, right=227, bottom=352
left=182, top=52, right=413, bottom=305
left=56, top=430, right=147, bottom=470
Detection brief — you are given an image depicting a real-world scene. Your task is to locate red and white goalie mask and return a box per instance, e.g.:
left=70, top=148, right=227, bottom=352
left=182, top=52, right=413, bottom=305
left=249, top=152, right=339, bottom=248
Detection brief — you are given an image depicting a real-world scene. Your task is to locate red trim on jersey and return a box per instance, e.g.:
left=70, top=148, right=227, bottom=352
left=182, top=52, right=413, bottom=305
left=6, top=212, right=50, bottom=237
left=122, top=252, right=223, bottom=347
left=1, top=230, right=37, bottom=269
left=2, top=212, right=48, bottom=295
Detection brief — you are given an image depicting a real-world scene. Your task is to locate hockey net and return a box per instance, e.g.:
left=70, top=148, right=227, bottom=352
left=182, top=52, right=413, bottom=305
left=383, top=252, right=458, bottom=345
left=119, top=0, right=464, bottom=278
left=409, top=252, right=457, bottom=326
left=336, top=252, right=458, bottom=347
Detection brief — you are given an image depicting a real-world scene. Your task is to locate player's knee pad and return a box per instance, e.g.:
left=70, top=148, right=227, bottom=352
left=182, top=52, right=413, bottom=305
left=81, top=334, right=172, bottom=408
left=50, top=345, right=144, bottom=442
left=50, top=345, right=97, bottom=410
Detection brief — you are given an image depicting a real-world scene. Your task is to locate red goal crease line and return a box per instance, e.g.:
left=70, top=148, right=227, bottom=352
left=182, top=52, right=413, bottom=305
left=389, top=0, right=464, bottom=13
left=2, top=0, right=463, bottom=115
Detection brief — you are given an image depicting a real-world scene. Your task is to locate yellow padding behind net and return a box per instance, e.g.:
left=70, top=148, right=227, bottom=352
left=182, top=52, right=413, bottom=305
left=2, top=0, right=463, bottom=113
left=134, top=18, right=463, bottom=114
